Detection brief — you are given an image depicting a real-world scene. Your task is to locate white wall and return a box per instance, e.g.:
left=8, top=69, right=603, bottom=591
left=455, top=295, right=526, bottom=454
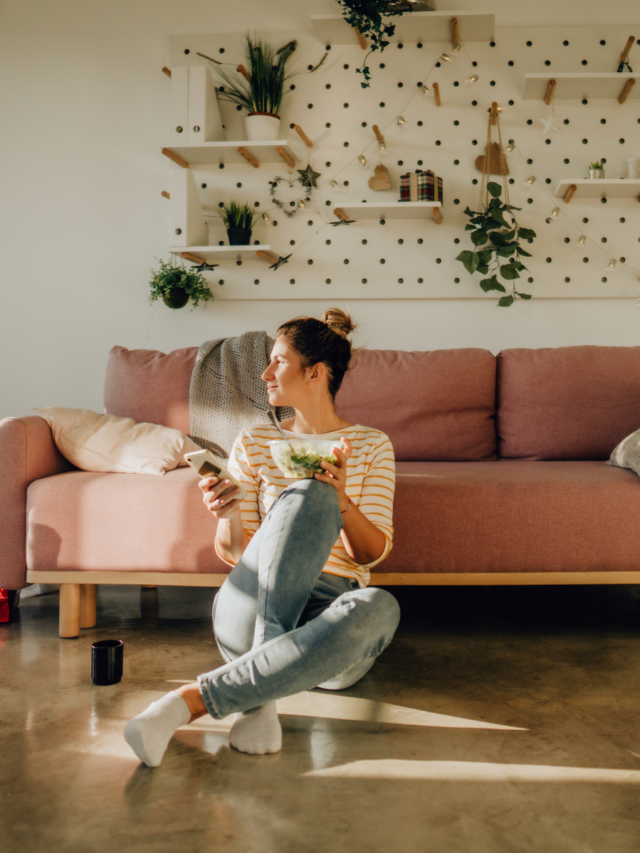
left=1, top=0, right=639, bottom=420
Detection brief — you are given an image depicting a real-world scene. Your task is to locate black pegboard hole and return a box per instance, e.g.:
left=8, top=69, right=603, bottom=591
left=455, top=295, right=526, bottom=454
left=398, top=82, right=403, bottom=87
left=490, top=41, right=496, bottom=47
left=344, top=259, right=349, bottom=264
left=326, top=84, right=331, bottom=89
left=454, top=81, right=459, bottom=87
left=454, top=238, right=460, bottom=244
left=508, top=60, right=514, bottom=66
left=454, top=120, right=459, bottom=126
left=454, top=159, right=459, bottom=165
left=582, top=138, right=588, bottom=144
left=565, top=277, right=570, bottom=282
left=564, top=158, right=570, bottom=164
left=417, top=238, right=424, bottom=245
left=380, top=259, right=386, bottom=264
left=184, top=49, right=190, bottom=54
left=527, top=119, right=533, bottom=125
left=545, top=60, right=551, bottom=66
left=472, top=100, right=478, bottom=106
left=472, top=179, right=478, bottom=185
left=325, top=239, right=331, bottom=245
left=526, top=41, right=532, bottom=46
left=582, top=59, right=588, bottom=65
left=218, top=280, right=224, bottom=285
left=326, top=123, right=331, bottom=128
left=564, top=238, right=570, bottom=244
left=326, top=279, right=331, bottom=284
left=398, top=278, right=404, bottom=283
left=417, top=120, right=423, bottom=126
left=545, top=139, right=551, bottom=145
left=290, top=279, right=295, bottom=285
left=621, top=257, right=627, bottom=263
left=546, top=257, right=552, bottom=263
left=362, top=279, right=367, bottom=284
left=308, top=259, right=313, bottom=265
left=362, top=239, right=367, bottom=245
left=527, top=278, right=533, bottom=283
left=472, top=139, right=478, bottom=145
left=601, top=237, right=607, bottom=243
left=379, top=102, right=385, bottom=107
left=583, top=218, right=589, bottom=223
left=419, top=278, right=425, bottom=283
left=398, top=239, right=404, bottom=244
left=527, top=158, right=533, bottom=164
left=254, top=279, right=260, bottom=285
left=308, top=103, right=313, bottom=109
left=583, top=257, right=589, bottom=263
left=343, top=103, right=349, bottom=108
left=582, top=99, right=588, bottom=105
left=563, top=40, right=569, bottom=46
left=219, top=164, right=224, bottom=169
left=620, top=138, right=626, bottom=144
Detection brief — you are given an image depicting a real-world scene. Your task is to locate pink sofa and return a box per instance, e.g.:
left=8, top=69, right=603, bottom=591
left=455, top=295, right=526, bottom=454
left=3, top=343, right=640, bottom=638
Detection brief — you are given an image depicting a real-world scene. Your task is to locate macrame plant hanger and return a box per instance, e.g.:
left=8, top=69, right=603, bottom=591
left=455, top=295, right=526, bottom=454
left=477, top=101, right=510, bottom=214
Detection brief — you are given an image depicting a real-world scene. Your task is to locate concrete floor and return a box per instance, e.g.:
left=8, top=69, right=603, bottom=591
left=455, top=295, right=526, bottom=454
left=2, top=583, right=640, bottom=853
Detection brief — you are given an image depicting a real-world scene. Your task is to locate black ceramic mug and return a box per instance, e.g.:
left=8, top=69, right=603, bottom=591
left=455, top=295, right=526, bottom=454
left=91, top=639, right=124, bottom=685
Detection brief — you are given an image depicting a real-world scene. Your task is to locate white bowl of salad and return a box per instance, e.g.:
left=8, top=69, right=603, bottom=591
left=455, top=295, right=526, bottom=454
left=269, top=439, right=339, bottom=479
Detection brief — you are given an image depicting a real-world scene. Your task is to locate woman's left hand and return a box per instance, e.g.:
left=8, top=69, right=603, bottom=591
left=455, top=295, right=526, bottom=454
left=315, top=438, right=352, bottom=513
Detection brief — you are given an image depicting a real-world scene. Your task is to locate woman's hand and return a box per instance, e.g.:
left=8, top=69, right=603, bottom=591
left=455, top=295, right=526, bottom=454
left=314, top=437, right=352, bottom=512
left=199, top=476, right=243, bottom=519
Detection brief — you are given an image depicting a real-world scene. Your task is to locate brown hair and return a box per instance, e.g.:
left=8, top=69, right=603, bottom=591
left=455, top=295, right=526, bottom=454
left=276, top=307, right=357, bottom=400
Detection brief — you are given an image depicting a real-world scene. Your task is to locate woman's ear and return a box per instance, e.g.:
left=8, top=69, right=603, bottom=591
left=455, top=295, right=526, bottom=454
left=306, top=361, right=326, bottom=387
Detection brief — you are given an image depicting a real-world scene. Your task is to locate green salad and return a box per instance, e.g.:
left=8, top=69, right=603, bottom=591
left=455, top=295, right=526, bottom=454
left=270, top=440, right=338, bottom=479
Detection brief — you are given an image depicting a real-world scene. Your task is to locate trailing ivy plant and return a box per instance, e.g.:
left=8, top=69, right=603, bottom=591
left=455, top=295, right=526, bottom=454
left=334, top=1, right=410, bottom=87
left=456, top=182, right=537, bottom=307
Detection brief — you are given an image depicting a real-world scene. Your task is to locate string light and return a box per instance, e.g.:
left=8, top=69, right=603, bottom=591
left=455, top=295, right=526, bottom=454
left=522, top=176, right=536, bottom=188
left=545, top=206, right=560, bottom=224
left=296, top=200, right=306, bottom=209
left=378, top=140, right=387, bottom=153
left=261, top=212, right=273, bottom=226
left=605, top=259, right=617, bottom=272
left=396, top=115, right=410, bottom=131
left=452, top=43, right=462, bottom=54
left=439, top=52, right=454, bottom=63
left=464, top=74, right=479, bottom=85
left=358, top=154, right=368, bottom=166
left=576, top=235, right=587, bottom=247
left=420, top=83, right=433, bottom=96
left=504, top=140, right=515, bottom=153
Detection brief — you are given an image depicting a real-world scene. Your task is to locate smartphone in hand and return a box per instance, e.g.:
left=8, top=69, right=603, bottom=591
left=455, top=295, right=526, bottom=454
left=184, top=449, right=247, bottom=501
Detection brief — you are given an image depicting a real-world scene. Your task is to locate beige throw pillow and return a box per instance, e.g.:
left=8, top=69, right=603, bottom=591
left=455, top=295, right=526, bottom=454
left=607, top=428, right=640, bottom=478
left=34, top=407, right=201, bottom=475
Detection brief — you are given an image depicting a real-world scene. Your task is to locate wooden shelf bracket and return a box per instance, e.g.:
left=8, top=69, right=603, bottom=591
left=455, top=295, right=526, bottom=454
left=162, top=67, right=172, bottom=78
left=353, top=27, right=367, bottom=50
left=563, top=184, right=578, bottom=203
left=544, top=79, right=557, bottom=105
left=619, top=78, right=636, bottom=104
left=294, top=125, right=313, bottom=148
left=432, top=82, right=441, bottom=106
left=161, top=190, right=170, bottom=199
left=451, top=17, right=460, bottom=48
left=276, top=146, right=295, bottom=168
left=162, top=148, right=189, bottom=169
left=619, top=35, right=635, bottom=66
left=257, top=250, right=279, bottom=264
left=433, top=207, right=442, bottom=224
left=333, top=208, right=350, bottom=222
left=237, top=147, right=260, bottom=168
left=181, top=251, right=207, bottom=264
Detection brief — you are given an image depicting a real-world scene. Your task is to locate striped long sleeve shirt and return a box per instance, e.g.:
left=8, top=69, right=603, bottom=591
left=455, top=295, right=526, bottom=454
left=224, top=422, right=395, bottom=587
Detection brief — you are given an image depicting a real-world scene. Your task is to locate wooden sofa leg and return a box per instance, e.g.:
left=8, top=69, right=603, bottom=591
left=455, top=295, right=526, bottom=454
left=59, top=583, right=81, bottom=638
left=80, top=584, right=97, bottom=629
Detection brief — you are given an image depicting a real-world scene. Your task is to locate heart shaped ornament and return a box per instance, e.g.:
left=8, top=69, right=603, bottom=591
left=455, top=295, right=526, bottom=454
left=368, top=164, right=392, bottom=191
left=474, top=142, right=509, bottom=176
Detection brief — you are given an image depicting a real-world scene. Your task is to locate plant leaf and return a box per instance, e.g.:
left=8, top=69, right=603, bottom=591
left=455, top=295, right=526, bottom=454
left=480, top=276, right=506, bottom=293
left=498, top=295, right=515, bottom=307
left=471, top=230, right=489, bottom=246
left=456, top=250, right=480, bottom=274
left=517, top=247, right=532, bottom=257
left=487, top=182, right=502, bottom=198
left=517, top=227, right=537, bottom=240
left=518, top=292, right=532, bottom=300
left=499, top=263, right=521, bottom=280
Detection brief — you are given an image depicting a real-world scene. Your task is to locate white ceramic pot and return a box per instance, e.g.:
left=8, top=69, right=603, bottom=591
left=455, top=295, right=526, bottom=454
left=245, top=113, right=281, bottom=141
left=588, top=169, right=605, bottom=179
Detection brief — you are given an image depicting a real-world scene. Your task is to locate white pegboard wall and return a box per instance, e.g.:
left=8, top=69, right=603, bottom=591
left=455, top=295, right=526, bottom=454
left=166, top=25, right=640, bottom=300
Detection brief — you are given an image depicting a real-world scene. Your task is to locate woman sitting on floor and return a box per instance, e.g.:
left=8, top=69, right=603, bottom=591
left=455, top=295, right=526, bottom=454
left=124, top=307, right=400, bottom=767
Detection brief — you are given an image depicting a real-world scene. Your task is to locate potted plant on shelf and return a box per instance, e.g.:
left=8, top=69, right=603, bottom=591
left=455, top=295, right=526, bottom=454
left=218, top=200, right=259, bottom=245
left=198, top=35, right=327, bottom=141
left=148, top=258, right=214, bottom=310
left=588, top=161, right=605, bottom=179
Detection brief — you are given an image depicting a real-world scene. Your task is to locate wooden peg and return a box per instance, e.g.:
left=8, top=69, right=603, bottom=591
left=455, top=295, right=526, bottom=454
left=276, top=146, right=296, bottom=167
left=161, top=191, right=170, bottom=199
left=490, top=102, right=499, bottom=125
left=333, top=208, right=350, bottom=222
left=544, top=79, right=556, bottom=105
left=162, top=67, right=172, bottom=78
left=237, top=147, right=260, bottom=168
left=451, top=18, right=460, bottom=48
left=354, top=27, right=367, bottom=50
left=372, top=125, right=385, bottom=144
left=619, top=35, right=635, bottom=65
left=162, top=148, right=189, bottom=169
left=619, top=78, right=636, bottom=104
left=433, top=206, right=442, bottom=224
left=181, top=252, right=207, bottom=264
left=257, top=250, right=279, bottom=264
left=294, top=125, right=313, bottom=148
left=563, top=184, right=577, bottom=203
left=237, top=64, right=252, bottom=82
left=432, top=82, right=441, bottom=106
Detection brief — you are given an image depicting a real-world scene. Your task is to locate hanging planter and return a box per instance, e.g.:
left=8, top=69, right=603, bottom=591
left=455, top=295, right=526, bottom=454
left=148, top=258, right=214, bottom=311
left=198, top=35, right=326, bottom=137
left=456, top=103, right=537, bottom=307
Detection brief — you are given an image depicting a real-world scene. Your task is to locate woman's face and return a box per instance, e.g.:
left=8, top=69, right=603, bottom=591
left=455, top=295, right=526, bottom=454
left=262, top=336, right=309, bottom=408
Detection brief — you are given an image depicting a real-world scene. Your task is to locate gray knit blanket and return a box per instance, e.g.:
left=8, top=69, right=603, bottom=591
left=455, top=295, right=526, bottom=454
left=189, top=331, right=294, bottom=458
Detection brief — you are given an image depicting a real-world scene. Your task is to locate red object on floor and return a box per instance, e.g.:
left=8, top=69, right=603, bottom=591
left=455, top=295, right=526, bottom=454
left=0, top=589, right=9, bottom=623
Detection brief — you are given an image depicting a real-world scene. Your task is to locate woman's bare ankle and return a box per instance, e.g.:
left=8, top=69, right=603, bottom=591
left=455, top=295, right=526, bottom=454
left=175, top=683, right=207, bottom=722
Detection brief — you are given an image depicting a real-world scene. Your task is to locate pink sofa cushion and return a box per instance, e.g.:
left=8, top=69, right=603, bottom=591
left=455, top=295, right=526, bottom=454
left=103, top=345, right=198, bottom=434
left=335, top=348, right=497, bottom=461
left=375, top=459, right=640, bottom=575
left=497, top=346, right=640, bottom=460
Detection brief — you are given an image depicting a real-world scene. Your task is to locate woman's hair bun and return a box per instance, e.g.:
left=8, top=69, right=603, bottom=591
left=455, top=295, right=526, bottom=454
left=320, top=307, right=356, bottom=339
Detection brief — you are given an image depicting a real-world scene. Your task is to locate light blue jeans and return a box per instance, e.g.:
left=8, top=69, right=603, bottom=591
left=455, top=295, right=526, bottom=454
left=197, top=478, right=401, bottom=719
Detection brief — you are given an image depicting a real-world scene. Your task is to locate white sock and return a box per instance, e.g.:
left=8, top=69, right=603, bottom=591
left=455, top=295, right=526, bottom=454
left=229, top=701, right=282, bottom=755
left=124, top=692, right=191, bottom=767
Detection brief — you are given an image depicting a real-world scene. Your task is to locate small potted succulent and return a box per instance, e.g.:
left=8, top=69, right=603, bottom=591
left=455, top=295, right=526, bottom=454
left=199, top=34, right=326, bottom=141
left=218, top=200, right=259, bottom=245
left=588, top=160, right=605, bottom=179
left=148, top=258, right=214, bottom=310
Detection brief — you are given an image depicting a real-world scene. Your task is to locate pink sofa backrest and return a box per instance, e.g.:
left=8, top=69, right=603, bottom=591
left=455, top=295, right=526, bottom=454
left=104, top=344, right=497, bottom=463
left=104, top=346, right=198, bottom=435
left=335, top=348, right=497, bottom=461
left=497, top=346, right=640, bottom=460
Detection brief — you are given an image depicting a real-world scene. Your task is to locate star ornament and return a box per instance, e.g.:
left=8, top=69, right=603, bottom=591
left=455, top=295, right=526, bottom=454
left=191, top=261, right=219, bottom=271
left=269, top=253, right=292, bottom=270
left=540, top=108, right=566, bottom=136
left=297, top=164, right=321, bottom=190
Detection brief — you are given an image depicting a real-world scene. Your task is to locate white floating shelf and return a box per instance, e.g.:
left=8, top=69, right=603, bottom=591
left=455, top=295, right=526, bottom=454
left=337, top=202, right=442, bottom=221
left=161, top=140, right=299, bottom=167
left=554, top=179, right=640, bottom=200
left=522, top=73, right=637, bottom=101
left=169, top=245, right=271, bottom=261
left=311, top=12, right=494, bottom=45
